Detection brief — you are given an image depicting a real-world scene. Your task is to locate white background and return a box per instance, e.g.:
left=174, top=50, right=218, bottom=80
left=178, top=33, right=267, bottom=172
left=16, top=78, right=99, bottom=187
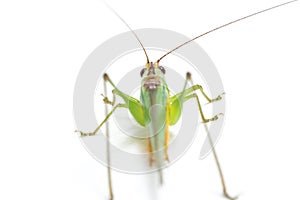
left=0, top=0, right=299, bottom=200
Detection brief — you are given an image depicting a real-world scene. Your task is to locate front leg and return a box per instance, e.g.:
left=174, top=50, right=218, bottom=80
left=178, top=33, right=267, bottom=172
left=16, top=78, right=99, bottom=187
left=183, top=93, right=223, bottom=123
left=75, top=103, right=127, bottom=137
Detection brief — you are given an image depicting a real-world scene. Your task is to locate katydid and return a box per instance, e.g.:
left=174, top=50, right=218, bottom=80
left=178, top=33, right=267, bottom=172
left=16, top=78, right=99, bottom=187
left=75, top=1, right=298, bottom=200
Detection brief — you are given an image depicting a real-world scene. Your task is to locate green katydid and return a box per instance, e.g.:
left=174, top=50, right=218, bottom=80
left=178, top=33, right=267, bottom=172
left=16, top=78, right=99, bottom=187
left=75, top=1, right=298, bottom=200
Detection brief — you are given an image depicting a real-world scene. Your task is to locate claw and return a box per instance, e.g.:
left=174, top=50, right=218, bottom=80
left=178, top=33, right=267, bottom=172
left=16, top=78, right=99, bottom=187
left=75, top=130, right=95, bottom=137
left=223, top=192, right=238, bottom=200
left=149, top=154, right=154, bottom=166
left=218, top=112, right=224, bottom=117
left=205, top=92, right=226, bottom=105
left=202, top=112, right=224, bottom=123
left=165, top=155, right=170, bottom=163
left=101, top=94, right=113, bottom=105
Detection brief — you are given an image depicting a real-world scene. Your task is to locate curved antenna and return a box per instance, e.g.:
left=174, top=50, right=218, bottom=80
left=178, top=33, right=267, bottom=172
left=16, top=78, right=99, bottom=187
left=103, top=0, right=150, bottom=63
left=156, top=0, right=298, bottom=63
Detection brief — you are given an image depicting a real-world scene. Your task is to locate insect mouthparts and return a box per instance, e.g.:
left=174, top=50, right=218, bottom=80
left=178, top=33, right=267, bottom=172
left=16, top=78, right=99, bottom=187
left=143, top=77, right=161, bottom=91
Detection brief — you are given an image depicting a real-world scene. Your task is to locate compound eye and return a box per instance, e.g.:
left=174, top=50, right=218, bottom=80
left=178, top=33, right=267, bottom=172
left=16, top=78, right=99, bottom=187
left=159, top=66, right=166, bottom=74
left=140, top=68, right=146, bottom=77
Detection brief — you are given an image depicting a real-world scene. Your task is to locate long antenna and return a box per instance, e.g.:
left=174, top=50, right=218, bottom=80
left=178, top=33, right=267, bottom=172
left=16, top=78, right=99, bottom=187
left=103, top=0, right=150, bottom=63
left=156, top=0, right=298, bottom=63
